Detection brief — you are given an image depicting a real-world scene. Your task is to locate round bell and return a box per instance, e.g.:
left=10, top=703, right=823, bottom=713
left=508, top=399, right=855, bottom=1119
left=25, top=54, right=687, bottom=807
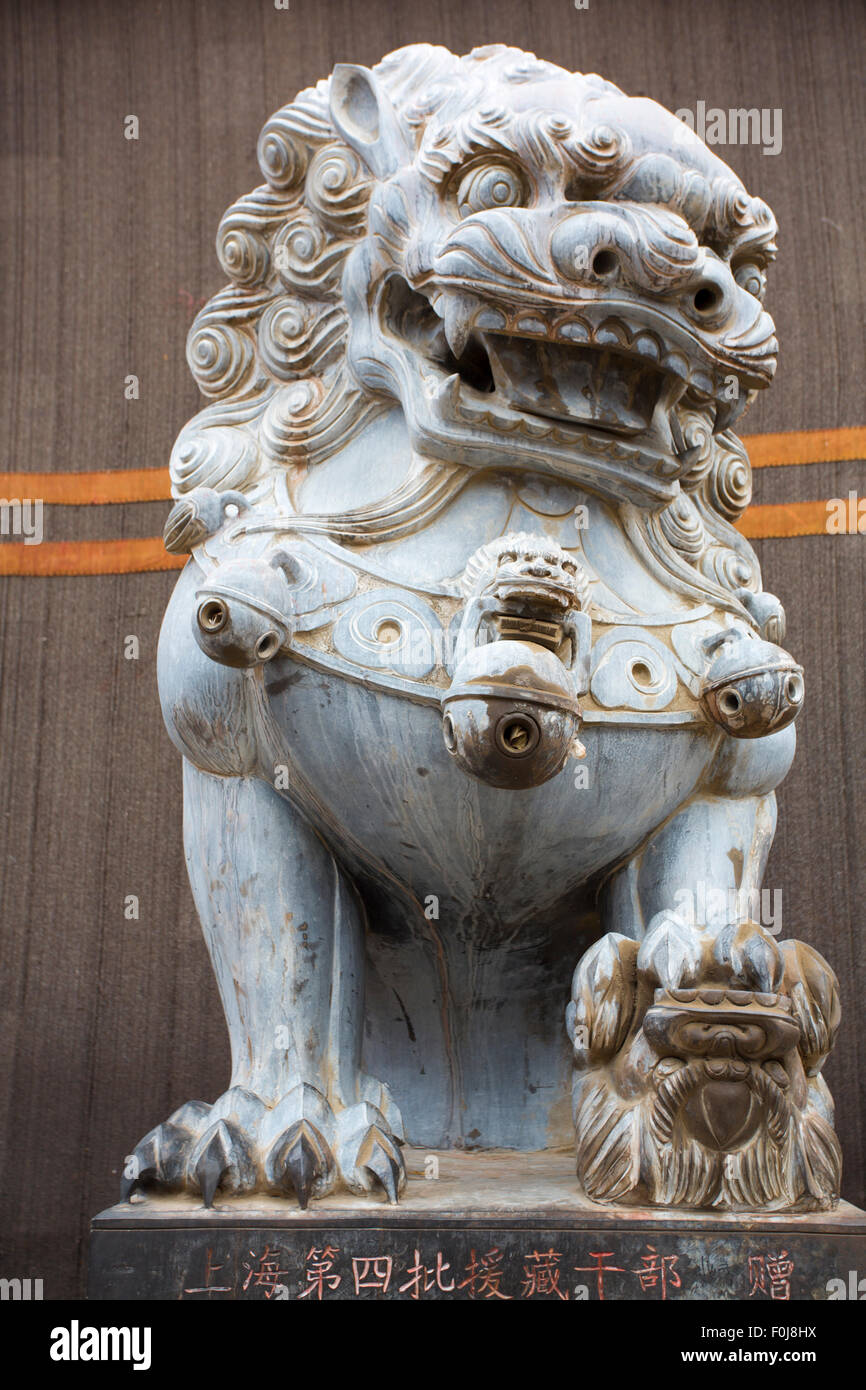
left=441, top=639, right=579, bottom=789
left=700, top=632, right=804, bottom=738
left=193, top=556, right=295, bottom=668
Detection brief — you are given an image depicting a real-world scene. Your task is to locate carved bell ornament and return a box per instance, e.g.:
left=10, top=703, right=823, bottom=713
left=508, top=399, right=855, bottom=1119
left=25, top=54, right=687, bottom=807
left=441, top=639, right=581, bottom=789
left=700, top=628, right=805, bottom=737
left=193, top=553, right=298, bottom=668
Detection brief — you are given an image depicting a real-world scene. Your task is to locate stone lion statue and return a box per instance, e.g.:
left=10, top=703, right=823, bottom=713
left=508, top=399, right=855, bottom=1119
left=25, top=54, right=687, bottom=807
left=123, top=44, right=841, bottom=1212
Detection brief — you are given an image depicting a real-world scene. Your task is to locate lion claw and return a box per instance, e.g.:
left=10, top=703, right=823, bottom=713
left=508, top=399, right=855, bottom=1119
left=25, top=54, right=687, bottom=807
left=336, top=1103, right=406, bottom=1203
left=188, top=1118, right=255, bottom=1207
left=265, top=1119, right=333, bottom=1209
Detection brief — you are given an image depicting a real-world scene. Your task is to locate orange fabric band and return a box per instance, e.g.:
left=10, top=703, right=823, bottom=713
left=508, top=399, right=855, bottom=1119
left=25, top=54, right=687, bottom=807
left=0, top=427, right=861, bottom=571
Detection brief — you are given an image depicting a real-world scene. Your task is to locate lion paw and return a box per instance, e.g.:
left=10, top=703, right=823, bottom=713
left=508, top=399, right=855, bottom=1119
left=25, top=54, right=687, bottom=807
left=121, top=1082, right=405, bottom=1208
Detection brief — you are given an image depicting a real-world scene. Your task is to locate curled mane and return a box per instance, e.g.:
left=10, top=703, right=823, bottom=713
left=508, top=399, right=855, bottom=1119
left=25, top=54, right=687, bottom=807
left=170, top=44, right=470, bottom=502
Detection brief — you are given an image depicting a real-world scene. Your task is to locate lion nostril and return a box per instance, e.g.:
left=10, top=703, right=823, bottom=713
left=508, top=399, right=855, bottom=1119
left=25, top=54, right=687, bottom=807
left=592, top=248, right=618, bottom=277
left=551, top=219, right=618, bottom=283
left=693, top=283, right=722, bottom=315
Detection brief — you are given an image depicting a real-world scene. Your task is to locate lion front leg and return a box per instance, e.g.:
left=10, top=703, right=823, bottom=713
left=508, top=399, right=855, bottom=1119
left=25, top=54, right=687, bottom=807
left=567, top=732, right=842, bottom=1212
left=123, top=763, right=405, bottom=1208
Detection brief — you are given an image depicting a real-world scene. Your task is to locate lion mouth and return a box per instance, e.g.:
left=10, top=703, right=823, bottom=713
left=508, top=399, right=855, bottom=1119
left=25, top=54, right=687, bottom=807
left=482, top=333, right=667, bottom=437
left=381, top=275, right=741, bottom=472
left=493, top=575, right=575, bottom=610
left=439, top=315, right=696, bottom=464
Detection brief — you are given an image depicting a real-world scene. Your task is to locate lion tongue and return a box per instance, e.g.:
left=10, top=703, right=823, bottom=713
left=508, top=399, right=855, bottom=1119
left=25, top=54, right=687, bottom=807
left=483, top=334, right=661, bottom=436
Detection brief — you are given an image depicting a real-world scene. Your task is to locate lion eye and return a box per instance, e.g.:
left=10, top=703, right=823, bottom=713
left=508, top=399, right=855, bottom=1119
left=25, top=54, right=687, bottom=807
left=734, top=262, right=766, bottom=301
left=456, top=162, right=526, bottom=217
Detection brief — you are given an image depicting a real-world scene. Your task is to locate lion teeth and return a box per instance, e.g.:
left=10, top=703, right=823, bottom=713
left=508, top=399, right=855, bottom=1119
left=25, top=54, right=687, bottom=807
left=432, top=294, right=758, bottom=412
left=443, top=299, right=472, bottom=359
left=690, top=370, right=714, bottom=396
left=436, top=371, right=462, bottom=411
left=632, top=332, right=663, bottom=361
left=594, top=324, right=627, bottom=348
left=521, top=415, right=552, bottom=437
left=558, top=319, right=590, bottom=343
left=475, top=307, right=507, bottom=331
left=661, top=350, right=690, bottom=380
left=515, top=315, right=547, bottom=336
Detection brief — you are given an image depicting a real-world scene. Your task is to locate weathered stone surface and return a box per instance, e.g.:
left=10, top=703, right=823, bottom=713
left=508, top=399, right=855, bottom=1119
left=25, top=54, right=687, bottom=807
left=119, top=44, right=843, bottom=1216
left=91, top=1150, right=865, bottom=1300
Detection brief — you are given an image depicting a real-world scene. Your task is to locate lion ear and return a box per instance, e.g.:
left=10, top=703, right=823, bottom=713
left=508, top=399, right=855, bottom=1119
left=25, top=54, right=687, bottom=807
left=329, top=64, right=409, bottom=178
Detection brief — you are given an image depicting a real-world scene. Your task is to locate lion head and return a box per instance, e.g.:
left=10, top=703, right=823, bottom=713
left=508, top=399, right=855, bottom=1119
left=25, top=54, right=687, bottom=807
left=168, top=44, right=779, bottom=627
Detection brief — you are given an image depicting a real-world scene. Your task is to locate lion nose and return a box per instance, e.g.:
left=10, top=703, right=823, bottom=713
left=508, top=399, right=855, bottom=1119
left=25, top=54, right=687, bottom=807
left=550, top=216, right=618, bottom=283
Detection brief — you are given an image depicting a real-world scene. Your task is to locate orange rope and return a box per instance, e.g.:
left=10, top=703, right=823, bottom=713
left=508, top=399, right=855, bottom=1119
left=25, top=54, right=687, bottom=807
left=0, top=468, right=171, bottom=504
left=0, top=538, right=185, bottom=577
left=735, top=500, right=833, bottom=539
left=0, top=427, right=862, bottom=507
left=741, top=426, right=866, bottom=469
left=0, top=504, right=839, bottom=574
left=0, top=427, right=861, bottom=572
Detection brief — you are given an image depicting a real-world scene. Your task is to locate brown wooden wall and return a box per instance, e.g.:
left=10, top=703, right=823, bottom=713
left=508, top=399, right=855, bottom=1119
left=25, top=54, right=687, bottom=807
left=1, top=0, right=863, bottom=1298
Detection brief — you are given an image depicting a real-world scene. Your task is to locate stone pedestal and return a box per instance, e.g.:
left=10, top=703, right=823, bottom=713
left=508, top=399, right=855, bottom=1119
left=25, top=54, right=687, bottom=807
left=89, top=1148, right=866, bottom=1301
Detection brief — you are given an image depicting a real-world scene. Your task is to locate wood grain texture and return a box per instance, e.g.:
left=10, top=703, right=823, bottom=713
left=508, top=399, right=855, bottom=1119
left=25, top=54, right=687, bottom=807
left=0, top=0, right=863, bottom=1296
